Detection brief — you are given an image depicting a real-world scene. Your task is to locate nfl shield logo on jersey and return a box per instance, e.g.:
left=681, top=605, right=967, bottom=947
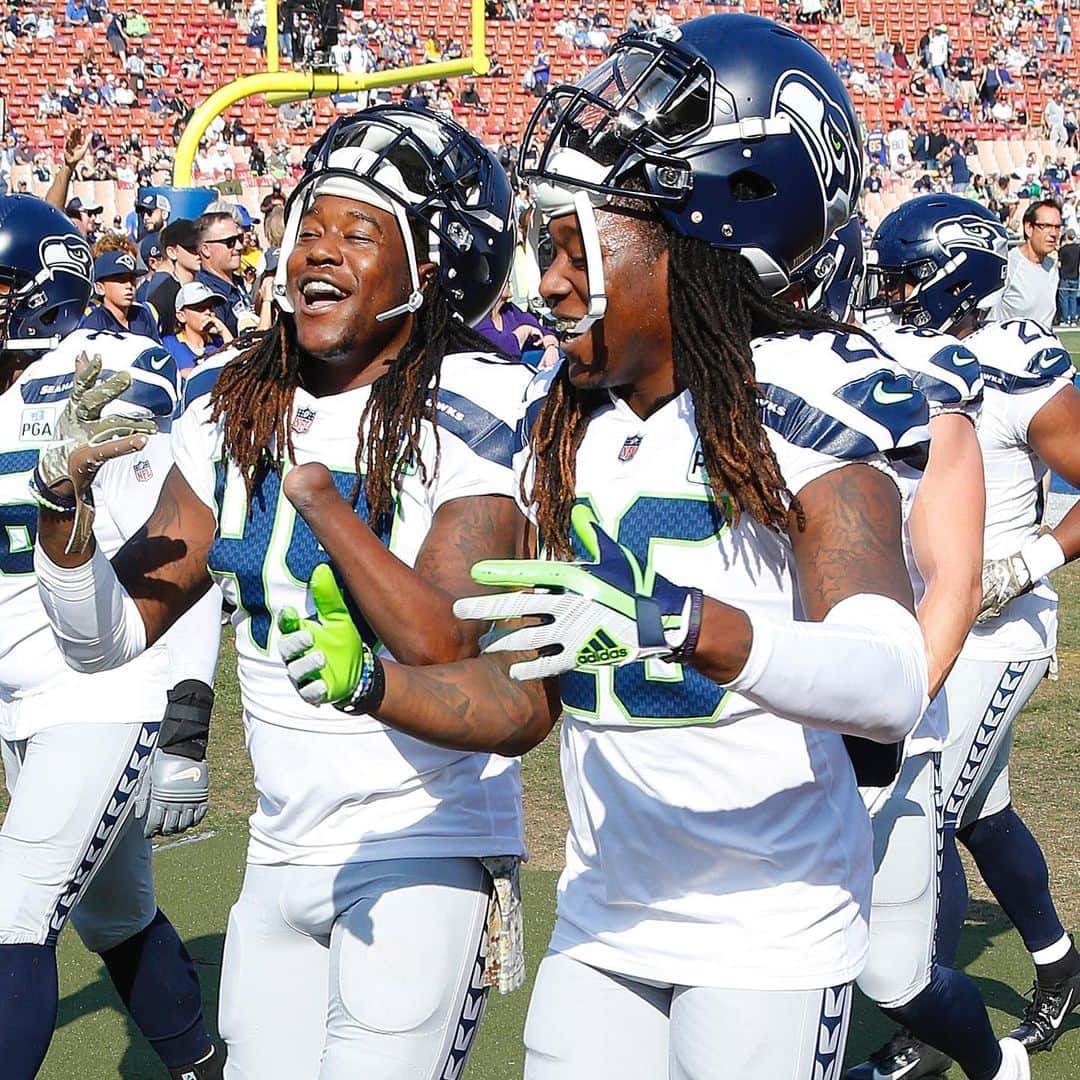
left=133, top=459, right=153, bottom=482
left=618, top=435, right=643, bottom=462
left=292, top=406, right=317, bottom=434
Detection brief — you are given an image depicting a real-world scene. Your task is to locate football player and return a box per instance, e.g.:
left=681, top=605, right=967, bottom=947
left=277, top=17, right=1006, bottom=1079
left=790, top=200, right=1027, bottom=1080
left=849, top=192, right=1080, bottom=1072
left=0, top=194, right=223, bottom=1079
left=32, top=109, right=529, bottom=1079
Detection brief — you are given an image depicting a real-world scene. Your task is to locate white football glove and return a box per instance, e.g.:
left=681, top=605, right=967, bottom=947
left=136, top=751, right=209, bottom=838
left=453, top=506, right=701, bottom=681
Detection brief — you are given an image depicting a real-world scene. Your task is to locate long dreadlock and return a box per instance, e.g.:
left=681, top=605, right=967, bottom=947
left=209, top=280, right=499, bottom=530
left=530, top=220, right=857, bottom=561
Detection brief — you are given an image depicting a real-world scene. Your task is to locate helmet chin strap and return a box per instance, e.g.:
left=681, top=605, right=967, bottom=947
left=374, top=198, right=426, bottom=323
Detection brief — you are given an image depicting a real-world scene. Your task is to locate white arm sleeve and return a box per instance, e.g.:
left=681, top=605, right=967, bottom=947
left=34, top=544, right=148, bottom=673
left=723, top=593, right=929, bottom=743
left=164, top=582, right=223, bottom=687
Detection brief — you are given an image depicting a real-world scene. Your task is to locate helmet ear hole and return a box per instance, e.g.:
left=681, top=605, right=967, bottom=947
left=729, top=171, right=776, bottom=201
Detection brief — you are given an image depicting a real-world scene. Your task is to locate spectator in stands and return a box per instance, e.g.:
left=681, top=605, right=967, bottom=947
left=194, top=210, right=253, bottom=335
left=81, top=248, right=162, bottom=340
left=972, top=173, right=992, bottom=207
left=864, top=163, right=884, bottom=193
left=1064, top=188, right=1079, bottom=233
left=36, top=11, right=55, bottom=40
left=1046, top=93, right=1068, bottom=143
left=834, top=53, right=852, bottom=79
left=942, top=141, right=972, bottom=193
left=978, top=54, right=1001, bottom=120
left=115, top=76, right=136, bottom=108
left=106, top=10, right=127, bottom=59
left=162, top=281, right=234, bottom=374
left=910, top=67, right=930, bottom=97
left=475, top=279, right=560, bottom=367
left=1057, top=227, right=1080, bottom=325
left=955, top=45, right=978, bottom=105
left=1057, top=4, right=1073, bottom=54
left=422, top=27, right=441, bottom=62
left=886, top=120, right=912, bottom=169
left=37, top=84, right=61, bottom=117
left=65, top=196, right=102, bottom=241
left=142, top=217, right=200, bottom=337
left=459, top=80, right=488, bottom=114
left=927, top=120, right=948, bottom=160
left=87, top=0, right=106, bottom=23
left=875, top=42, right=894, bottom=70
left=214, top=167, right=243, bottom=196
left=993, top=198, right=1063, bottom=326
left=912, top=121, right=933, bottom=162
left=928, top=24, right=951, bottom=92
left=65, top=0, right=89, bottom=25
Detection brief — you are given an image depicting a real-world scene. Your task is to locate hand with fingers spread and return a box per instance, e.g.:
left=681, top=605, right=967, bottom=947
left=453, top=505, right=704, bottom=681
left=32, top=351, right=158, bottom=553
left=277, top=563, right=383, bottom=712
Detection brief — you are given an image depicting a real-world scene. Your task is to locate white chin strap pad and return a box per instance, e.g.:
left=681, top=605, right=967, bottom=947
left=529, top=148, right=613, bottom=335
left=274, top=147, right=425, bottom=321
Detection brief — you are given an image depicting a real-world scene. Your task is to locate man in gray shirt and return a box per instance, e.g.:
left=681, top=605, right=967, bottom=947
left=992, top=198, right=1063, bottom=328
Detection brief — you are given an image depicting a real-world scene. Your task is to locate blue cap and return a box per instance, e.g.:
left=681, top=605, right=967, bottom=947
left=94, top=250, right=140, bottom=280
left=235, top=204, right=260, bottom=229
left=140, top=231, right=162, bottom=264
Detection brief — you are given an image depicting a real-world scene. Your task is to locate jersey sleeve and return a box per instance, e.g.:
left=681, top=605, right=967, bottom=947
left=752, top=330, right=931, bottom=497
left=879, top=327, right=984, bottom=421
left=92, top=431, right=176, bottom=548
left=426, top=354, right=534, bottom=512
left=510, top=364, right=558, bottom=524
left=977, top=322, right=1077, bottom=441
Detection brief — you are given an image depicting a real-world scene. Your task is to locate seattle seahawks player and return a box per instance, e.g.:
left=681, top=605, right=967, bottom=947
left=32, top=109, right=529, bottom=1080
left=271, top=18, right=1019, bottom=1079
left=0, top=194, right=222, bottom=1079
left=855, top=192, right=1080, bottom=1069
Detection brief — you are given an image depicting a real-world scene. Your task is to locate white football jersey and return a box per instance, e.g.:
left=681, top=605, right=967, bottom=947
left=870, top=322, right=983, bottom=753
left=519, top=329, right=931, bottom=989
left=0, top=329, right=183, bottom=739
left=173, top=349, right=530, bottom=866
left=960, top=318, right=1075, bottom=661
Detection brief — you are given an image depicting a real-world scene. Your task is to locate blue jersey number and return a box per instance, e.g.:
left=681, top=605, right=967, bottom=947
left=208, top=461, right=386, bottom=651
left=0, top=450, right=41, bottom=577
left=560, top=494, right=729, bottom=726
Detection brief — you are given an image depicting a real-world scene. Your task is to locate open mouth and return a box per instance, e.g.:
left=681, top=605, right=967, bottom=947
left=298, top=278, right=349, bottom=313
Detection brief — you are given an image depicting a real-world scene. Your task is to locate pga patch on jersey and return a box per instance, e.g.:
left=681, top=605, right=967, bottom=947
left=686, top=437, right=708, bottom=486
left=19, top=405, right=57, bottom=441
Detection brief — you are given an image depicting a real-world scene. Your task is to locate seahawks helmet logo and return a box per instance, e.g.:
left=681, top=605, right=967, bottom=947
left=773, top=72, right=859, bottom=236
left=934, top=216, right=1008, bottom=257
left=38, top=235, right=92, bottom=283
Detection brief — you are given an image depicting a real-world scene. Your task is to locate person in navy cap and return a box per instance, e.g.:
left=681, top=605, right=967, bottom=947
left=80, top=249, right=162, bottom=341
left=135, top=191, right=170, bottom=239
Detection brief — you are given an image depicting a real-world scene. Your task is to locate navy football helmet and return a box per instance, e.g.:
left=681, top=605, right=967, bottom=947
left=857, top=194, right=1008, bottom=332
left=790, top=215, right=864, bottom=321
left=519, top=13, right=863, bottom=332
left=275, top=106, right=516, bottom=326
left=0, top=195, right=93, bottom=352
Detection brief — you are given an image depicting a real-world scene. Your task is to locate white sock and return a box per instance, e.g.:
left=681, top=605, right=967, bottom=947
left=1032, top=933, right=1072, bottom=966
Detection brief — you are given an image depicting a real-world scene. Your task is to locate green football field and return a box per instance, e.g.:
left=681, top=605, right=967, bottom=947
left=28, top=358, right=1080, bottom=1076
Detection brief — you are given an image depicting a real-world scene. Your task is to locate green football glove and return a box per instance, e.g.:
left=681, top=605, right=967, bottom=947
left=277, top=564, right=374, bottom=707
left=453, top=505, right=703, bottom=681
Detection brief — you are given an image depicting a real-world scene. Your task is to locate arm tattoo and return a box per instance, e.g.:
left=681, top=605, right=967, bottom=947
left=795, top=464, right=915, bottom=620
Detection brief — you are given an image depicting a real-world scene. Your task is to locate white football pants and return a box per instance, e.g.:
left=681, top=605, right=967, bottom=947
left=219, top=856, right=492, bottom=1080
left=523, top=951, right=852, bottom=1080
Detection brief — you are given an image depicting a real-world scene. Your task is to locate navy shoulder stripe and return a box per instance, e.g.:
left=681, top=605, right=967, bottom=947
left=182, top=362, right=225, bottom=411
left=430, top=387, right=515, bottom=468
left=1026, top=347, right=1073, bottom=381
left=759, top=383, right=879, bottom=459
left=982, top=361, right=1069, bottom=394
left=833, top=369, right=929, bottom=446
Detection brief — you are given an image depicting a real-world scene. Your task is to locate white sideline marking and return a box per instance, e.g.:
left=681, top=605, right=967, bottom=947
left=153, top=829, right=218, bottom=853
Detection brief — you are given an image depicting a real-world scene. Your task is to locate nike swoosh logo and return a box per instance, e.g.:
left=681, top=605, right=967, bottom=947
left=872, top=1062, right=920, bottom=1080
left=1050, top=988, right=1074, bottom=1028
left=949, top=349, right=974, bottom=368
left=150, top=355, right=170, bottom=370
left=169, top=766, right=204, bottom=784
left=873, top=382, right=915, bottom=405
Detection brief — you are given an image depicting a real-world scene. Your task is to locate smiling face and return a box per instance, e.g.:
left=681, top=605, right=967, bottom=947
left=284, top=193, right=424, bottom=369
left=540, top=208, right=672, bottom=400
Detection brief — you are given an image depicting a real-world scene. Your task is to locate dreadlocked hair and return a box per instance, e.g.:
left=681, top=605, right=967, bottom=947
left=209, top=282, right=498, bottom=530
left=530, top=224, right=856, bottom=561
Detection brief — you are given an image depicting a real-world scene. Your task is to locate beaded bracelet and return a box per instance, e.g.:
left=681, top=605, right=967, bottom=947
left=28, top=466, right=78, bottom=516
left=333, top=646, right=387, bottom=716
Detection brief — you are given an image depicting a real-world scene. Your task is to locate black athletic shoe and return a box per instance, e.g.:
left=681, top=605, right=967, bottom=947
left=1007, top=972, right=1080, bottom=1053
left=844, top=1029, right=954, bottom=1080
left=168, top=1044, right=224, bottom=1080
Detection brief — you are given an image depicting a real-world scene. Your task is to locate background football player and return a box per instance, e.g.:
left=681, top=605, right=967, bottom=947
left=0, top=194, right=223, bottom=1080
left=855, top=192, right=1080, bottom=1070
left=32, top=109, right=531, bottom=1079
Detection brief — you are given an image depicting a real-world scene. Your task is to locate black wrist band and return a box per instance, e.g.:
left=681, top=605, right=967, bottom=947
left=334, top=653, right=386, bottom=715
left=669, top=588, right=704, bottom=663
